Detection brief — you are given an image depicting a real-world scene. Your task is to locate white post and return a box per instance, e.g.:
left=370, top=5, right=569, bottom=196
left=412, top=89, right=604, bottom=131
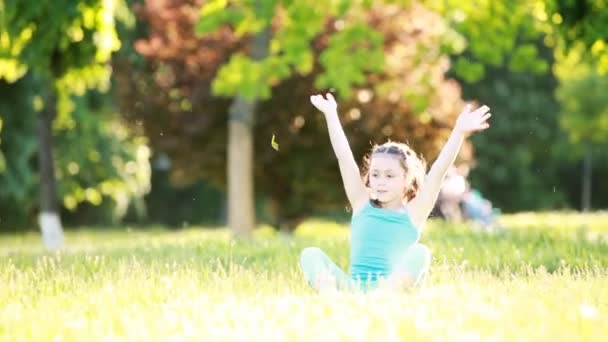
left=39, top=211, right=64, bottom=250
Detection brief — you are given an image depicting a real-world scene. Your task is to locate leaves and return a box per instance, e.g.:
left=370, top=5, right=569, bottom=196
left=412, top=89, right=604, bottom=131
left=271, top=134, right=279, bottom=151
left=550, top=0, right=608, bottom=75
left=453, top=57, right=485, bottom=83
left=124, top=1, right=466, bottom=226
left=427, top=0, right=548, bottom=82
left=0, top=0, right=124, bottom=136
left=198, top=1, right=385, bottom=100
left=0, top=116, right=4, bottom=174
left=1, top=0, right=121, bottom=82
left=317, top=23, right=384, bottom=99
left=557, top=68, right=608, bottom=144
left=510, top=44, right=549, bottom=73
left=0, top=75, right=41, bottom=225
left=53, top=94, right=151, bottom=219
left=196, top=0, right=278, bottom=36
left=0, top=1, right=148, bottom=227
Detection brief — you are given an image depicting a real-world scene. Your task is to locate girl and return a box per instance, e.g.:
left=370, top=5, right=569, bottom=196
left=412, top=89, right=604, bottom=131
left=300, top=93, right=491, bottom=292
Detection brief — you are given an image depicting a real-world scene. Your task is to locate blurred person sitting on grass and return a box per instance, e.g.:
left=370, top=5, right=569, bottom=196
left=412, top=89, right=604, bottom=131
left=300, top=93, right=491, bottom=293
left=461, top=186, right=503, bottom=234
left=435, top=165, right=468, bottom=222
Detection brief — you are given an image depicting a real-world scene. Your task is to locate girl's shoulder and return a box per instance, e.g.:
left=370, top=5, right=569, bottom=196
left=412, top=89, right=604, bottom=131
left=404, top=203, right=426, bottom=231
left=351, top=200, right=370, bottom=218
left=351, top=197, right=372, bottom=217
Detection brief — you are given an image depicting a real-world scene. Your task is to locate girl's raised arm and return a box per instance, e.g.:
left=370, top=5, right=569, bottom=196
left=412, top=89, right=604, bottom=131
left=311, top=93, right=368, bottom=213
left=408, top=104, right=491, bottom=227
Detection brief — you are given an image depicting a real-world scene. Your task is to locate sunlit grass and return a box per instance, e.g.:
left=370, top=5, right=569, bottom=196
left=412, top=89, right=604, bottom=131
left=501, top=210, right=608, bottom=237
left=1, top=212, right=607, bottom=341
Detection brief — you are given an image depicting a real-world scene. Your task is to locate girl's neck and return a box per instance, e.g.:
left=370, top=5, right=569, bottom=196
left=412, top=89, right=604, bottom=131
left=372, top=198, right=406, bottom=211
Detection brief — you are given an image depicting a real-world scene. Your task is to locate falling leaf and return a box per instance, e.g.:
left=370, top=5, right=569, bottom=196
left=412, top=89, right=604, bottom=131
left=271, top=134, right=279, bottom=151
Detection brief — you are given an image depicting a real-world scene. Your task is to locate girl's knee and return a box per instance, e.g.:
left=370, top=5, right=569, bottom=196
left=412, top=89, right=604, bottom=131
left=410, top=243, right=431, bottom=260
left=299, top=247, right=336, bottom=290
left=402, top=243, right=432, bottom=275
left=299, top=247, right=328, bottom=271
left=395, top=244, right=431, bottom=288
left=300, top=247, right=323, bottom=263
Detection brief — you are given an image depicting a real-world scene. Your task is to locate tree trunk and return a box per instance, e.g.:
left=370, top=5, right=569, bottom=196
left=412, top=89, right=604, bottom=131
left=38, top=88, right=64, bottom=250
left=581, top=147, right=592, bottom=212
left=227, top=25, right=271, bottom=238
left=227, top=97, right=256, bottom=237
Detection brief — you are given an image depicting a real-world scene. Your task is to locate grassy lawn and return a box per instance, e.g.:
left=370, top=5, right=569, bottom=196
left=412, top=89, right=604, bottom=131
left=1, top=213, right=607, bottom=341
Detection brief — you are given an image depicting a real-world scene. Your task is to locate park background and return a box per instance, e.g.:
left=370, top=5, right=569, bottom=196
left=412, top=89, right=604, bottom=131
left=1, top=0, right=607, bottom=340
left=1, top=0, right=607, bottom=235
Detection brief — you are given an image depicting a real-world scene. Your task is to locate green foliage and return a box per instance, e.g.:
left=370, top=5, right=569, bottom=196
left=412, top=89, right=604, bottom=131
left=428, top=0, right=550, bottom=82
left=549, top=0, right=608, bottom=74
left=53, top=93, right=151, bottom=223
left=196, top=0, right=384, bottom=100
left=554, top=42, right=608, bottom=145
left=0, top=0, right=126, bottom=132
left=0, top=0, right=144, bottom=229
left=197, top=0, right=278, bottom=36
left=143, top=172, right=225, bottom=227
left=125, top=2, right=465, bottom=228
left=436, top=0, right=608, bottom=211
left=0, top=0, right=120, bottom=79
left=453, top=57, right=485, bottom=83
left=0, top=76, right=39, bottom=227
left=120, top=0, right=608, bottom=220
left=316, top=23, right=384, bottom=98
left=210, top=53, right=278, bottom=99
left=549, top=36, right=608, bottom=213
left=0, top=77, right=150, bottom=230
left=510, top=44, right=550, bottom=73
left=454, top=42, right=571, bottom=212
left=0, top=115, right=4, bottom=174
left=557, top=72, right=608, bottom=144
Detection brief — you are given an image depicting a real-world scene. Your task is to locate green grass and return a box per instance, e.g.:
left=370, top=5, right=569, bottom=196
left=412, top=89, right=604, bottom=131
left=1, top=213, right=607, bottom=341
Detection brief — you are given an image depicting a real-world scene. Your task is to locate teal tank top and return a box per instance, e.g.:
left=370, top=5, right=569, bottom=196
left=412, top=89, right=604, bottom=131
left=349, top=200, right=420, bottom=284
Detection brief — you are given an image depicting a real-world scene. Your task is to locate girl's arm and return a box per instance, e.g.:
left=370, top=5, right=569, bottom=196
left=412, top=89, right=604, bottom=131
left=311, top=93, right=368, bottom=213
left=408, top=104, right=491, bottom=227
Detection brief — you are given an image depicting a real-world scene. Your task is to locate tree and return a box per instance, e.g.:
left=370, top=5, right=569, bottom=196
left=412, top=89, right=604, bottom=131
left=0, top=76, right=39, bottom=229
left=455, top=47, right=568, bottom=212
left=426, top=0, right=550, bottom=83
left=1, top=0, right=122, bottom=248
left=0, top=117, right=3, bottom=174
left=540, top=0, right=608, bottom=211
left=0, top=77, right=151, bottom=231
left=128, top=0, right=386, bottom=237
left=425, top=0, right=608, bottom=211
left=118, top=1, right=469, bottom=231
left=53, top=92, right=152, bottom=225
left=555, top=44, right=608, bottom=144
left=196, top=0, right=394, bottom=237
left=554, top=42, right=608, bottom=211
left=548, top=0, right=608, bottom=74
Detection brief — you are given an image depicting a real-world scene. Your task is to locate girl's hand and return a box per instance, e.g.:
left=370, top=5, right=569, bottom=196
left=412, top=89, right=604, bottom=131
left=455, top=104, right=491, bottom=135
left=310, top=93, right=338, bottom=115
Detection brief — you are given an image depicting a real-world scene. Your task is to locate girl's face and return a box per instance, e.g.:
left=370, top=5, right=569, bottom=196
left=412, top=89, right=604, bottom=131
left=368, top=154, right=408, bottom=204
